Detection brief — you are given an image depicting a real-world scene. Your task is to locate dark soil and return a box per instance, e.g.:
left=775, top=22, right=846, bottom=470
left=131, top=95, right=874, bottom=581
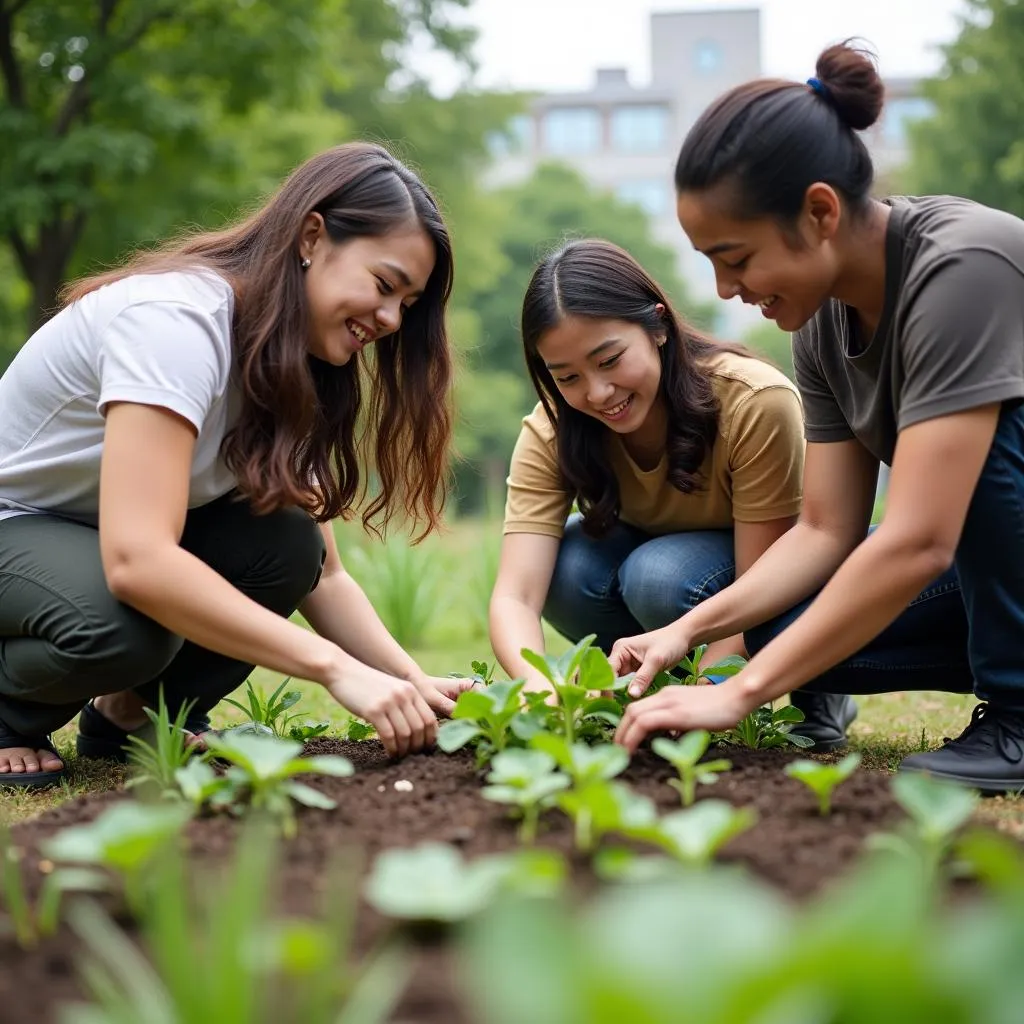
left=0, top=739, right=905, bottom=1023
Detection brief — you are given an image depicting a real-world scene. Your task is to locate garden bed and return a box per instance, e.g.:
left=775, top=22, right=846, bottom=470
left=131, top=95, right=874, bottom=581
left=0, top=737, right=904, bottom=1023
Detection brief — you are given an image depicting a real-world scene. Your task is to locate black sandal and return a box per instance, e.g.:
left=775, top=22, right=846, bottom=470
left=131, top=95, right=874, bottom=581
left=0, top=720, right=66, bottom=789
left=76, top=701, right=212, bottom=763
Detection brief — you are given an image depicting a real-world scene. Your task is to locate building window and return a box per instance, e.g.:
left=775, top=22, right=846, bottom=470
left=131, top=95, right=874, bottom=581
left=487, top=114, right=534, bottom=157
left=882, top=96, right=933, bottom=145
left=610, top=105, right=669, bottom=153
left=615, top=180, right=670, bottom=218
left=694, top=39, right=724, bottom=74
left=542, top=107, right=602, bottom=155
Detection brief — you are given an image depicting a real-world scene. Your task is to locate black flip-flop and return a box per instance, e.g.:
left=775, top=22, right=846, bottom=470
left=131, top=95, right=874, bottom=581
left=0, top=721, right=66, bottom=789
left=76, top=700, right=212, bottom=763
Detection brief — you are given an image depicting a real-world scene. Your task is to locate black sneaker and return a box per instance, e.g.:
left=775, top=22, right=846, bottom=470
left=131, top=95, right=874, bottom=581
left=788, top=691, right=858, bottom=752
left=900, top=703, right=1024, bottom=794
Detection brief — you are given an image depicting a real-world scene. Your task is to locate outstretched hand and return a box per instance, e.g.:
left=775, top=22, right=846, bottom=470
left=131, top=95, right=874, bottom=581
left=613, top=682, right=752, bottom=755
left=609, top=622, right=692, bottom=698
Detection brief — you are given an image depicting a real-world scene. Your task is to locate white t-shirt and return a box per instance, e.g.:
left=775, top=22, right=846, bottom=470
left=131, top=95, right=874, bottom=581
left=0, top=270, right=239, bottom=522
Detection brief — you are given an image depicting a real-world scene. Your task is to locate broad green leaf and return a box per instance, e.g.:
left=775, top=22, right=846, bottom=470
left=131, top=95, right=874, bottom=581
left=892, top=772, right=978, bottom=841
left=284, top=781, right=337, bottom=810
left=529, top=733, right=572, bottom=769
left=486, top=748, right=557, bottom=785
left=773, top=705, right=806, bottom=724
left=655, top=800, right=757, bottom=866
left=287, top=754, right=354, bottom=778
left=437, top=719, right=484, bottom=752
left=204, top=733, right=304, bottom=779
left=580, top=697, right=623, bottom=723
left=578, top=647, right=614, bottom=692
left=451, top=690, right=494, bottom=720
left=519, top=648, right=557, bottom=684
left=653, top=730, right=711, bottom=767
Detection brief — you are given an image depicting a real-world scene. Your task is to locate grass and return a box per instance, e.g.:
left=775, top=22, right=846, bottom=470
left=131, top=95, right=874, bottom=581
left=3, top=515, right=1021, bottom=837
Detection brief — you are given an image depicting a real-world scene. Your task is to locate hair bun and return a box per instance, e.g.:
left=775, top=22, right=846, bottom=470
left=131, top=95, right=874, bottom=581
left=814, top=40, right=885, bottom=131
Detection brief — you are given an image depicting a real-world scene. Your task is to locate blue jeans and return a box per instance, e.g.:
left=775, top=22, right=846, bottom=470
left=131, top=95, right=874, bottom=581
left=543, top=514, right=735, bottom=654
left=747, top=402, right=1024, bottom=711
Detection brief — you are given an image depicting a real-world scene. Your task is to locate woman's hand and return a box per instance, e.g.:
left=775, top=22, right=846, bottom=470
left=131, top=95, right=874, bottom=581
left=408, top=673, right=477, bottom=717
left=324, top=662, right=439, bottom=759
left=609, top=620, right=693, bottom=697
left=614, top=679, right=755, bottom=755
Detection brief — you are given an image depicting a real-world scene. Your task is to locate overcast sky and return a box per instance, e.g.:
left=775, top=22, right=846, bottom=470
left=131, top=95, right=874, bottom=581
left=428, top=0, right=968, bottom=92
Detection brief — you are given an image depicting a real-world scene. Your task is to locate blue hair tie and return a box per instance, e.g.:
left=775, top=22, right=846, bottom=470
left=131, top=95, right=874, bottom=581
left=806, top=76, right=830, bottom=100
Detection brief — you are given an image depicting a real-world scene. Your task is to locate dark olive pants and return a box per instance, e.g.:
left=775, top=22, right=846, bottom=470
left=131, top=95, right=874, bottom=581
left=0, top=494, right=325, bottom=737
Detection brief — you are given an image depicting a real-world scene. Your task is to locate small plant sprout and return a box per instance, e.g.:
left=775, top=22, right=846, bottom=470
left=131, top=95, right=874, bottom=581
left=202, top=733, right=354, bottom=837
left=676, top=645, right=748, bottom=686
left=723, top=703, right=814, bottom=750
left=652, top=731, right=732, bottom=807
left=41, top=802, right=192, bottom=914
left=520, top=635, right=628, bottom=743
left=125, top=690, right=198, bottom=798
left=174, top=758, right=233, bottom=812
left=652, top=800, right=758, bottom=868
left=530, top=735, right=629, bottom=788
left=0, top=827, right=106, bottom=949
left=223, top=678, right=304, bottom=737
left=556, top=780, right=658, bottom=853
left=870, top=771, right=979, bottom=883
left=365, top=842, right=564, bottom=926
left=481, top=748, right=570, bottom=844
left=785, top=752, right=862, bottom=815
left=437, top=679, right=525, bottom=763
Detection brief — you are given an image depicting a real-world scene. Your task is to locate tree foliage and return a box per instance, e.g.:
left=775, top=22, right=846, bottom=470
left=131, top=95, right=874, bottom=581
left=908, top=0, right=1024, bottom=217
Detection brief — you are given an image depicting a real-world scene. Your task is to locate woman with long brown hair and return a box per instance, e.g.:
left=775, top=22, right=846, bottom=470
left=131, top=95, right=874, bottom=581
left=0, top=142, right=468, bottom=785
left=488, top=239, right=834, bottom=736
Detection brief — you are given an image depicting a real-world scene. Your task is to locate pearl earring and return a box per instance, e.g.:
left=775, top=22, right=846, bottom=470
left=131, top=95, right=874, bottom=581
left=300, top=257, right=311, bottom=269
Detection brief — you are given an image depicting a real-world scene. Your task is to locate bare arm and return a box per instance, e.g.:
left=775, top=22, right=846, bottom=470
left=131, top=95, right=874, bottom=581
left=731, top=405, right=999, bottom=704
left=613, top=438, right=878, bottom=692
left=489, top=532, right=561, bottom=692
left=99, top=402, right=437, bottom=756
left=614, top=405, right=1000, bottom=751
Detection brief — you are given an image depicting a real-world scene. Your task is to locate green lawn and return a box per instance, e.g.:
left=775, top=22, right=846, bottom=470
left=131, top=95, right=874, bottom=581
left=3, top=515, right=1020, bottom=838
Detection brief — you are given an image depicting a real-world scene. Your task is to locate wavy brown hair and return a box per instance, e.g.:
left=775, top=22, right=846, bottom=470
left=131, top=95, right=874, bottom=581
left=521, top=239, right=752, bottom=537
left=63, top=142, right=454, bottom=538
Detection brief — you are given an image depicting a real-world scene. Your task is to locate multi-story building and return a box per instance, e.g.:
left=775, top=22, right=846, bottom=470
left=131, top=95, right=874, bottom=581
left=487, top=8, right=931, bottom=334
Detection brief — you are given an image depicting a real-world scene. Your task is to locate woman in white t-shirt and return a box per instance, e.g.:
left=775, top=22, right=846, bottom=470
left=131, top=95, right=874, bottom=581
left=0, top=142, right=469, bottom=786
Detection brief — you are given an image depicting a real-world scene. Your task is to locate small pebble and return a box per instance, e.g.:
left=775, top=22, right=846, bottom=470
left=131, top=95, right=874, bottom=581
left=37, top=858, right=54, bottom=875
left=394, top=780, right=414, bottom=792
left=377, top=784, right=386, bottom=792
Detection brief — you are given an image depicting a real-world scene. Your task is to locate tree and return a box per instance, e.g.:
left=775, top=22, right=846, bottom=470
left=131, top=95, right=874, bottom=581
left=907, top=0, right=1024, bottom=217
left=0, top=0, right=499, bottom=330
left=741, top=320, right=793, bottom=380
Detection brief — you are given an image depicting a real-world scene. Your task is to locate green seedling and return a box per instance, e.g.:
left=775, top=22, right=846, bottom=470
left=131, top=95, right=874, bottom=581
left=174, top=758, right=233, bottom=812
left=652, top=731, right=732, bottom=806
left=438, top=679, right=525, bottom=763
left=346, top=719, right=376, bottom=742
left=0, top=827, right=105, bottom=949
left=556, top=780, right=658, bottom=853
left=481, top=748, right=570, bottom=844
left=652, top=799, right=758, bottom=868
left=677, top=645, right=748, bottom=685
left=722, top=702, right=814, bottom=750
left=223, top=678, right=303, bottom=738
left=869, top=771, right=978, bottom=883
left=785, top=752, right=862, bottom=815
left=520, top=635, right=628, bottom=743
left=202, top=733, right=353, bottom=838
left=125, top=690, right=198, bottom=798
left=41, top=802, right=191, bottom=915
left=365, top=842, right=564, bottom=926
left=287, top=720, right=331, bottom=742
left=530, top=734, right=629, bottom=787
left=66, top=823, right=409, bottom=1024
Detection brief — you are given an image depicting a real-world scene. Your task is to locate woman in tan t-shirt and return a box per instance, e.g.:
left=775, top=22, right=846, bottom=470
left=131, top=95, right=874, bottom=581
left=489, top=240, right=823, bottom=730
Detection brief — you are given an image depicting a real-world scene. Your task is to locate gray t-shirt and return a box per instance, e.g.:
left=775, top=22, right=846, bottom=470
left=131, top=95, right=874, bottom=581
left=794, top=195, right=1024, bottom=465
left=0, top=270, right=239, bottom=522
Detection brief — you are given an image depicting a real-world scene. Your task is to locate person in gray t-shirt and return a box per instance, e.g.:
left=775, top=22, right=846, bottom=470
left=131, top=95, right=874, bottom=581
left=609, top=42, right=1024, bottom=793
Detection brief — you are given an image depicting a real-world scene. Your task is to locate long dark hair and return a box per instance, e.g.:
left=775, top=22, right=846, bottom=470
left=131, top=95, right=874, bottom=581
left=675, top=42, right=885, bottom=226
left=521, top=239, right=750, bottom=537
left=63, top=142, right=454, bottom=539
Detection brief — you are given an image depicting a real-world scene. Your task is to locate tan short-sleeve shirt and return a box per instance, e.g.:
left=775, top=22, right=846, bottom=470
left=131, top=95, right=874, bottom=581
left=503, top=350, right=804, bottom=538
